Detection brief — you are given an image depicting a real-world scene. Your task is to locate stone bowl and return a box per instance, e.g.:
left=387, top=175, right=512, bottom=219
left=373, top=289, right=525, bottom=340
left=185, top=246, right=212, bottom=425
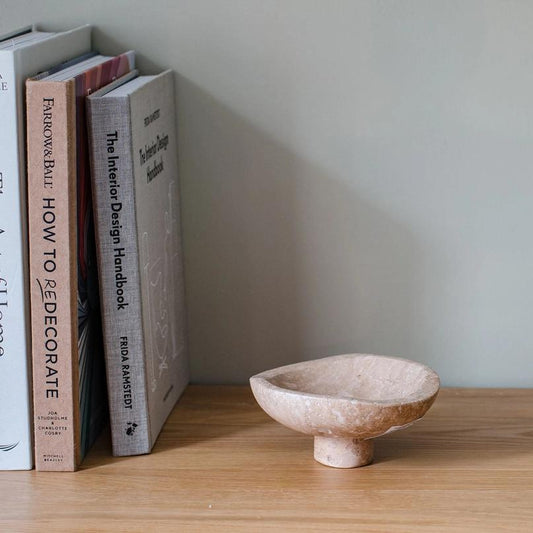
left=250, top=354, right=440, bottom=468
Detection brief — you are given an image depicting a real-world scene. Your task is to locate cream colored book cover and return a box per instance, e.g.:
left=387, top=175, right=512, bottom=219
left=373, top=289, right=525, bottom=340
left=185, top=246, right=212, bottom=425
left=0, top=25, right=91, bottom=471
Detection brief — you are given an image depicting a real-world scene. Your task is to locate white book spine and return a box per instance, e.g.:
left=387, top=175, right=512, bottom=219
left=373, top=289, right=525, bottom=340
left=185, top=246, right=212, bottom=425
left=0, top=50, right=33, bottom=470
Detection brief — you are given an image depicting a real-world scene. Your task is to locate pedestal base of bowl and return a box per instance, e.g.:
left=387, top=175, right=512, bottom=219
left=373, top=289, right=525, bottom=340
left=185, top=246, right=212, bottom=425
left=313, top=437, right=374, bottom=468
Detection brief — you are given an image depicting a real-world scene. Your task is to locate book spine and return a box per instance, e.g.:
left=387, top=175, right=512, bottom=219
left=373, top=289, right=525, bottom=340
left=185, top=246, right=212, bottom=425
left=0, top=52, right=33, bottom=471
left=27, top=80, right=80, bottom=471
left=87, top=95, right=151, bottom=455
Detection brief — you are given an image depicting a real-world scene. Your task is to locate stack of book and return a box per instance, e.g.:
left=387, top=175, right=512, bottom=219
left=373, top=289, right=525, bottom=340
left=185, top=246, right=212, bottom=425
left=0, top=25, right=189, bottom=471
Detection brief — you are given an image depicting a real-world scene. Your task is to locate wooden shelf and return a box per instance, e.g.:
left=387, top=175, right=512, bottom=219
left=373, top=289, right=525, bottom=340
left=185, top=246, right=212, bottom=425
left=2, top=386, right=532, bottom=531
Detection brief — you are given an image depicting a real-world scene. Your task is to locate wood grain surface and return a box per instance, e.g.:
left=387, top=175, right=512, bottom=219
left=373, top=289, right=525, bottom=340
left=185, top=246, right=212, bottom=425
left=1, top=386, right=532, bottom=532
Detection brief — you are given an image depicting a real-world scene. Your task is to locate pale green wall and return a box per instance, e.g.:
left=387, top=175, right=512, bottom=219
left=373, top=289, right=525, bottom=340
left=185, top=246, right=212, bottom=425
left=2, top=0, right=532, bottom=386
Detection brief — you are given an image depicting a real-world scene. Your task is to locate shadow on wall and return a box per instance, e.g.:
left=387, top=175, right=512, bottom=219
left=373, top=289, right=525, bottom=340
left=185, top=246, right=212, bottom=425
left=176, top=76, right=429, bottom=385
left=92, top=28, right=164, bottom=74
left=93, top=28, right=438, bottom=386
left=90, top=29, right=434, bottom=384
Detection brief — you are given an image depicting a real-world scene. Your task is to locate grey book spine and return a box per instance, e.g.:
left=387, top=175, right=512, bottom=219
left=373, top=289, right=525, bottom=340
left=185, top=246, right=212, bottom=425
left=87, top=95, right=151, bottom=456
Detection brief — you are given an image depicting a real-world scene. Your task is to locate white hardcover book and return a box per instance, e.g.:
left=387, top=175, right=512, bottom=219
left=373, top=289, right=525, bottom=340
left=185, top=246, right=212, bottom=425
left=0, top=25, right=91, bottom=470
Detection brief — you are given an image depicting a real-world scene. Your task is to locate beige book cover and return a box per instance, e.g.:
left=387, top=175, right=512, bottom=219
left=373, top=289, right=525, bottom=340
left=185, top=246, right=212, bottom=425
left=26, top=52, right=135, bottom=470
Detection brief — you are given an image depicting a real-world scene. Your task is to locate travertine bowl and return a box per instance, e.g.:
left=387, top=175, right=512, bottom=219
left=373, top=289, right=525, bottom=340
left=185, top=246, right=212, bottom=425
left=250, top=354, right=439, bottom=468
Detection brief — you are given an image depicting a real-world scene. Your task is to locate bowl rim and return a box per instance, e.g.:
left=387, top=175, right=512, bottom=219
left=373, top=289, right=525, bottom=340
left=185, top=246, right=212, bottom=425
left=249, top=353, right=440, bottom=407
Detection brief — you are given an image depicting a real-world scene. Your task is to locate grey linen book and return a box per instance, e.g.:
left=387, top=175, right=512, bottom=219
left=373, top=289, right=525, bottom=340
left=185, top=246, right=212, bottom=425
left=87, top=71, right=189, bottom=456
